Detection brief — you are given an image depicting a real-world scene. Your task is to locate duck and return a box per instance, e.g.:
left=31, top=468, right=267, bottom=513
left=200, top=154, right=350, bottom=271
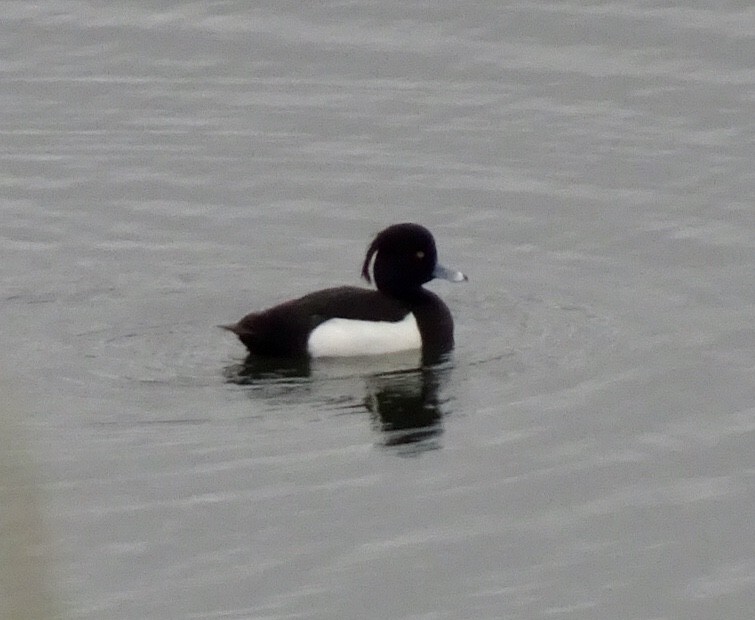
left=222, top=223, right=466, bottom=362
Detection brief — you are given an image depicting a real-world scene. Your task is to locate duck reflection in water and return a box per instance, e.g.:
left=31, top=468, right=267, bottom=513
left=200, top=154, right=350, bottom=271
left=224, top=352, right=452, bottom=452
left=225, top=354, right=312, bottom=382
left=363, top=362, right=450, bottom=450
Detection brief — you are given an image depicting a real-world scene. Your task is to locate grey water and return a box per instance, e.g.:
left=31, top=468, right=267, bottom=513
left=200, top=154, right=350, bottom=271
left=1, top=2, right=754, bottom=619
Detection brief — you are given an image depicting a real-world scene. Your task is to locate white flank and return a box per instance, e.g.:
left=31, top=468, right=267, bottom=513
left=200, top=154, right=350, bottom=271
left=307, top=313, right=421, bottom=358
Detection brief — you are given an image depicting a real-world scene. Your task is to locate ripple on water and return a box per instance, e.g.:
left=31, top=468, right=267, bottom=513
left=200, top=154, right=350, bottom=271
left=82, top=321, right=228, bottom=387
left=454, top=288, right=622, bottom=395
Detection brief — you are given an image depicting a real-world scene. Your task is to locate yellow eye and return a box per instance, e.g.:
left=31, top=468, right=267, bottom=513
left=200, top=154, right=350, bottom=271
left=416, top=251, right=425, bottom=259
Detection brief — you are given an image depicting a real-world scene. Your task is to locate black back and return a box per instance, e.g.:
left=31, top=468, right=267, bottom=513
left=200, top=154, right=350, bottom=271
left=225, top=286, right=410, bottom=357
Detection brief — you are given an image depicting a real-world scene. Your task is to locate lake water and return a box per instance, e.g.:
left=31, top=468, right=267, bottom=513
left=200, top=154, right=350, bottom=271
left=2, top=2, right=754, bottom=619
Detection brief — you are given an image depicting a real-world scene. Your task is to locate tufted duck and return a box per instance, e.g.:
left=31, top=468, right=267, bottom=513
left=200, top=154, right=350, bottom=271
left=222, top=223, right=466, bottom=362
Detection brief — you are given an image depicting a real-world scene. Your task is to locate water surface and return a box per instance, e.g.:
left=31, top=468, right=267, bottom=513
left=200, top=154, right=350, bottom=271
left=1, top=2, right=754, bottom=619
